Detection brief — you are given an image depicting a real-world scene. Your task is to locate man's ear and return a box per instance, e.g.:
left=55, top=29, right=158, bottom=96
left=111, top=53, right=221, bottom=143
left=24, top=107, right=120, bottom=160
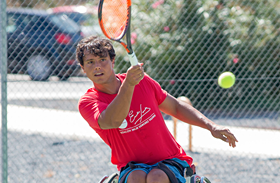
left=112, top=58, right=115, bottom=67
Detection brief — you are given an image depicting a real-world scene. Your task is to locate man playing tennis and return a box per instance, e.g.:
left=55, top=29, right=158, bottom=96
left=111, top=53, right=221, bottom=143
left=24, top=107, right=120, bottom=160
left=77, top=36, right=238, bottom=183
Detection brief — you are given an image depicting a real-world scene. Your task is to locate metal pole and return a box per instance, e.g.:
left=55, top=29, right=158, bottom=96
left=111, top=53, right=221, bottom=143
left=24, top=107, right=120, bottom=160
left=188, top=125, right=192, bottom=152
left=1, top=0, right=8, bottom=182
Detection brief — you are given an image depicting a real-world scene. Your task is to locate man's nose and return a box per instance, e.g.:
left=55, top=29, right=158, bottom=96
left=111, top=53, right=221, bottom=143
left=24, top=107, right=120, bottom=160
left=94, top=62, right=101, bottom=69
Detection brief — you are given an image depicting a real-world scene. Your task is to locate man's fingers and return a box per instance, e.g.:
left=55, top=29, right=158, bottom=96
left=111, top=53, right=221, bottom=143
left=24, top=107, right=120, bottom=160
left=213, top=128, right=238, bottom=148
left=222, top=132, right=238, bottom=148
left=224, top=131, right=238, bottom=143
left=219, top=135, right=228, bottom=142
left=126, top=63, right=145, bottom=86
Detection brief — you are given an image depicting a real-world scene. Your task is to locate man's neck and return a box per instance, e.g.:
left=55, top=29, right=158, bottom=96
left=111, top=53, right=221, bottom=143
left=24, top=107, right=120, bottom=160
left=93, top=76, right=121, bottom=94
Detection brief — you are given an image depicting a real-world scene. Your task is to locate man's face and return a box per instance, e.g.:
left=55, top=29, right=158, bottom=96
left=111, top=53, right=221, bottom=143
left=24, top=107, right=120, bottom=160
left=81, top=50, right=115, bottom=84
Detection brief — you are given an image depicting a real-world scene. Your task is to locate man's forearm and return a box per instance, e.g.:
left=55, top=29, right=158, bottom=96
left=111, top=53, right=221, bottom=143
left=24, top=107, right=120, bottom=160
left=176, top=105, right=216, bottom=131
left=99, top=81, right=135, bottom=129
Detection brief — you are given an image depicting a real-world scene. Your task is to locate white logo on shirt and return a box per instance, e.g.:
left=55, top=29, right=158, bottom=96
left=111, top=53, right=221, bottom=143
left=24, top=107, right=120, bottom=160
left=119, top=119, right=128, bottom=129
left=129, top=104, right=151, bottom=124
left=119, top=104, right=156, bottom=134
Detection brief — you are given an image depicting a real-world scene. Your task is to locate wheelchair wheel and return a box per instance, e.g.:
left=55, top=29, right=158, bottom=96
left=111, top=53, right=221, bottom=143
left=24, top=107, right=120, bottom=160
left=200, top=176, right=211, bottom=183
left=190, top=174, right=211, bottom=183
left=98, top=172, right=119, bottom=183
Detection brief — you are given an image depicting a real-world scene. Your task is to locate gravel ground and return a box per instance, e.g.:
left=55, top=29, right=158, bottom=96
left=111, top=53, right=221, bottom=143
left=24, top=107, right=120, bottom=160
left=4, top=100, right=280, bottom=182
left=3, top=130, right=280, bottom=183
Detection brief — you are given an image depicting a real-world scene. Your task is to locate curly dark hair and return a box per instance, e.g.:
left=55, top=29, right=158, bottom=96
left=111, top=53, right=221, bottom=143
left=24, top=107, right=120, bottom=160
left=76, top=36, right=116, bottom=66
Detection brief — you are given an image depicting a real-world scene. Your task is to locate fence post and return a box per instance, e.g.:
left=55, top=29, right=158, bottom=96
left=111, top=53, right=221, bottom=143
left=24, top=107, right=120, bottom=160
left=1, top=0, right=8, bottom=182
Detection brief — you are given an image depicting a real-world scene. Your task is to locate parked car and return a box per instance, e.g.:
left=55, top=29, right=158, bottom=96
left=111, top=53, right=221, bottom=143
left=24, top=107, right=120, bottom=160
left=48, top=5, right=102, bottom=37
left=7, top=8, right=83, bottom=81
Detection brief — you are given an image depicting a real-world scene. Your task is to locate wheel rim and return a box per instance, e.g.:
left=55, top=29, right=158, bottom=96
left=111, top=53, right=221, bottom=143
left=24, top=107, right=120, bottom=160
left=27, top=54, right=51, bottom=80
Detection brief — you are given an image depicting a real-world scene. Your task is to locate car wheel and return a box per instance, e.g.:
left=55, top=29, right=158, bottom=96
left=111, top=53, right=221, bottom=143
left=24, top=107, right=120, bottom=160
left=27, top=54, right=51, bottom=81
left=58, top=74, right=70, bottom=81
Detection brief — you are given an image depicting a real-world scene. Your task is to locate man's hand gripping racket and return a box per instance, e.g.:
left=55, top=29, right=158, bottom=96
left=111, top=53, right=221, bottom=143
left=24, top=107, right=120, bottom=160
left=98, top=0, right=138, bottom=66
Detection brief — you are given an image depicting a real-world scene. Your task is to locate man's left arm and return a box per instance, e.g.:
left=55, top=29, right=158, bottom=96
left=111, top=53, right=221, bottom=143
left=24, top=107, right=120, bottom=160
left=159, top=94, right=238, bottom=148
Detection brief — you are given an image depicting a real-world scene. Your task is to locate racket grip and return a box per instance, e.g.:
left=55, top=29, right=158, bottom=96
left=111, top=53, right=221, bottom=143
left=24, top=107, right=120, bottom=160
left=128, top=52, right=138, bottom=66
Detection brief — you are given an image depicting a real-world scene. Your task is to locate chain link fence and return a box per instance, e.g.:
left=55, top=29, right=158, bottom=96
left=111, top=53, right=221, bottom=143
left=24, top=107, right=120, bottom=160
left=1, top=0, right=280, bottom=182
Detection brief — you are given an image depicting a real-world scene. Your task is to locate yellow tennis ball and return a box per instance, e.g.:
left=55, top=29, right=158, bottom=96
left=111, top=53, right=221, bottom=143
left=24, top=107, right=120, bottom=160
left=218, top=72, right=235, bottom=89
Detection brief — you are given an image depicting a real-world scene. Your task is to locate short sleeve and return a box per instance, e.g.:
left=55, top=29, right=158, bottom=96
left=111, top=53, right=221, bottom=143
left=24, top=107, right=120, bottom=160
left=144, top=74, right=167, bottom=105
left=78, top=96, right=108, bottom=130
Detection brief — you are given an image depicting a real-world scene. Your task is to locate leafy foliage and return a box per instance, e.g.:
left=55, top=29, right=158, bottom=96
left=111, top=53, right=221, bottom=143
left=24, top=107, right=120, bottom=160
left=113, top=0, right=280, bottom=114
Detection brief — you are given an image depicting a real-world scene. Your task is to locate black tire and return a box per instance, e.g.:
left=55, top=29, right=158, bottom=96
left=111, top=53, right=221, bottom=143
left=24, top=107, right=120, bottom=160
left=27, top=53, right=51, bottom=81
left=58, top=74, right=70, bottom=81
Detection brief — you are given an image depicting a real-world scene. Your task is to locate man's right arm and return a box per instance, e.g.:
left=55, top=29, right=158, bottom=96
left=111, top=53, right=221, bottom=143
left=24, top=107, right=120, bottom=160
left=98, top=64, right=144, bottom=129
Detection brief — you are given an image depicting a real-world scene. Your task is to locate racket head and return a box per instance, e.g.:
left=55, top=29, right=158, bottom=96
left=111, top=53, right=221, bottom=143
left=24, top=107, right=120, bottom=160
left=98, top=0, right=131, bottom=41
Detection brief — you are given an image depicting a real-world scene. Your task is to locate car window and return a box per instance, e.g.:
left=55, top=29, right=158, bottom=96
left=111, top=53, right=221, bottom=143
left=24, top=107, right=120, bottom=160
left=62, top=13, right=98, bottom=27
left=66, top=13, right=87, bottom=24
left=6, top=14, right=17, bottom=33
left=6, top=13, right=30, bottom=33
left=80, top=14, right=98, bottom=27
left=48, top=14, right=80, bottom=33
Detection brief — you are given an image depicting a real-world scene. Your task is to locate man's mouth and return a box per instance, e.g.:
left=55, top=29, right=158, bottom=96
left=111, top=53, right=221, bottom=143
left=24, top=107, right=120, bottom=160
left=94, top=73, right=104, bottom=77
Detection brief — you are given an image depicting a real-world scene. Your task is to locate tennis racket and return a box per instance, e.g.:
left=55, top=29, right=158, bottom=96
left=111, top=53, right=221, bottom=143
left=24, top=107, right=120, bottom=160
left=98, top=0, right=138, bottom=66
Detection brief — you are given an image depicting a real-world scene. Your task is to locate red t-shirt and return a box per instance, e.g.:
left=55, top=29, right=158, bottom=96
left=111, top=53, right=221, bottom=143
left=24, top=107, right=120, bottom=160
left=79, top=73, right=193, bottom=170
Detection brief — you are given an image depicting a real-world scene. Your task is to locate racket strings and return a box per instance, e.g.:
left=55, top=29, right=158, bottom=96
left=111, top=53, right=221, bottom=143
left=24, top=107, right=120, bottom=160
left=101, top=0, right=129, bottom=39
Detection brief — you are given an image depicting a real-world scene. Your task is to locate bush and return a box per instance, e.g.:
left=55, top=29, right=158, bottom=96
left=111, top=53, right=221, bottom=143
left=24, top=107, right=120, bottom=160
left=112, top=0, right=280, bottom=115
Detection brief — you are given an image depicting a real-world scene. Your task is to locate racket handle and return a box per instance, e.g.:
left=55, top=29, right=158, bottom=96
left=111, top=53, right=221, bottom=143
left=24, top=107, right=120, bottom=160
left=128, top=52, right=138, bottom=66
